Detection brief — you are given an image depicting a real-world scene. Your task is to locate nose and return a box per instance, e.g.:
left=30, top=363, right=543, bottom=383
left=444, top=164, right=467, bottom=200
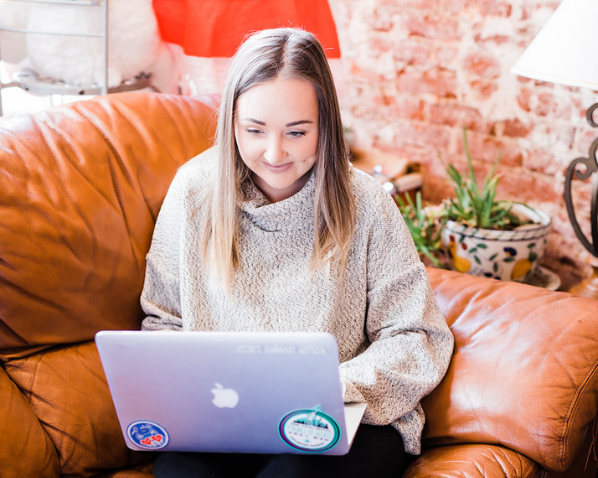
left=264, top=138, right=287, bottom=164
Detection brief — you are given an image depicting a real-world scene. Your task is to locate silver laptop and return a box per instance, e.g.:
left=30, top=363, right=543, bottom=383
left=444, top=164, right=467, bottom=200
left=95, top=330, right=366, bottom=455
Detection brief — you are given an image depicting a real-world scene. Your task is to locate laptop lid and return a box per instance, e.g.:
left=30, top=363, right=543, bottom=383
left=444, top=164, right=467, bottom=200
left=95, top=330, right=365, bottom=455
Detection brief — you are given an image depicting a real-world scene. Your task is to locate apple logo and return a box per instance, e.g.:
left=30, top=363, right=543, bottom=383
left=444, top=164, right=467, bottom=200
left=211, top=383, right=239, bottom=408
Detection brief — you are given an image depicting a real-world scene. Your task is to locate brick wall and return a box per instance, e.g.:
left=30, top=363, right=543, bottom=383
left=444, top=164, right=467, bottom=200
left=182, top=0, right=597, bottom=286
left=329, top=0, right=598, bottom=286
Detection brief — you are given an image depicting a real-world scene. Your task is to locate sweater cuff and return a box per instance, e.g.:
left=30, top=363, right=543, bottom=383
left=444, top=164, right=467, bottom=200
left=341, top=378, right=367, bottom=404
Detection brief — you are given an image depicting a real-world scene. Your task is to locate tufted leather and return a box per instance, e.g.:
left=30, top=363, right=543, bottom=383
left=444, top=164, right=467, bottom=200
left=0, top=92, right=216, bottom=361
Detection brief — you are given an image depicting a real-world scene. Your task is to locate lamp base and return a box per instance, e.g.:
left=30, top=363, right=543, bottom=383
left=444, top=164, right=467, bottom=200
left=569, top=257, right=598, bottom=299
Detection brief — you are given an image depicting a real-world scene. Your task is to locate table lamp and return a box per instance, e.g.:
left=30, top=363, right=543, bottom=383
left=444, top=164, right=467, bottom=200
left=511, top=0, right=598, bottom=297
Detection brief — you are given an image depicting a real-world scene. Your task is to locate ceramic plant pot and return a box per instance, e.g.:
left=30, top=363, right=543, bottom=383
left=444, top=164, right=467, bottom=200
left=441, top=204, right=552, bottom=282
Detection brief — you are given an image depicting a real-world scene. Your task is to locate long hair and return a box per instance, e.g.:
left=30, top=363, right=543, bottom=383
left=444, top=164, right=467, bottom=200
left=202, top=28, right=355, bottom=289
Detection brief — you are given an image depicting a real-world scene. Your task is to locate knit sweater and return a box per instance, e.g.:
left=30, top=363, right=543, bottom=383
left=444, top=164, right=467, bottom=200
left=141, top=147, right=454, bottom=455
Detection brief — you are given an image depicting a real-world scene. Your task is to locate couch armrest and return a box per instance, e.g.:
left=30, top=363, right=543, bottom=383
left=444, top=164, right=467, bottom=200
left=423, top=268, right=598, bottom=472
left=404, top=444, right=539, bottom=478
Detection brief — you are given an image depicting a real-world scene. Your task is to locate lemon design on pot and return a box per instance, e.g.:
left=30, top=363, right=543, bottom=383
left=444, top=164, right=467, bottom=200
left=447, top=235, right=471, bottom=273
left=441, top=208, right=551, bottom=282
left=508, top=245, right=539, bottom=281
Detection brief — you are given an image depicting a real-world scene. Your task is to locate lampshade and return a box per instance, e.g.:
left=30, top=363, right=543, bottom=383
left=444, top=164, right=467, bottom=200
left=511, top=0, right=598, bottom=90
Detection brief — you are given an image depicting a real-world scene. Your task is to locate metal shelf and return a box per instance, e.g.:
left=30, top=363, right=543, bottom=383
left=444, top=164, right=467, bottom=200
left=5, top=0, right=102, bottom=5
left=0, top=26, right=104, bottom=38
left=12, top=69, right=151, bottom=96
left=0, top=0, right=151, bottom=116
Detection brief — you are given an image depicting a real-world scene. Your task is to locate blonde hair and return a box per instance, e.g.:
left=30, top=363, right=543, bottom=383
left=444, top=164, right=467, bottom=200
left=202, top=28, right=355, bottom=289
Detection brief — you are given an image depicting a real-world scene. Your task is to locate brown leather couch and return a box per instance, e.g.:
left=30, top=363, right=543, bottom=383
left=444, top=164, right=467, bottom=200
left=1, top=92, right=597, bottom=478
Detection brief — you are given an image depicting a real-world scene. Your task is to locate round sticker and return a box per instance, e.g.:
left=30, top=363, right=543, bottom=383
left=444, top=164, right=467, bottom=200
left=127, top=420, right=170, bottom=450
left=279, top=407, right=341, bottom=452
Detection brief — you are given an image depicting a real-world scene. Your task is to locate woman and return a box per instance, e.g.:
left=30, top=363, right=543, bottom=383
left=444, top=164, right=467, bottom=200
left=142, top=27, right=453, bottom=478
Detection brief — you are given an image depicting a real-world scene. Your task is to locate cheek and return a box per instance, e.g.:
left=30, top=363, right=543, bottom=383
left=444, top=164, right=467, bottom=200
left=301, top=136, right=319, bottom=160
left=235, top=135, right=259, bottom=162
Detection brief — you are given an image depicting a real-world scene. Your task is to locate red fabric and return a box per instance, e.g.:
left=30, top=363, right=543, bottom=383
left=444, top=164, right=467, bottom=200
left=152, top=0, right=341, bottom=58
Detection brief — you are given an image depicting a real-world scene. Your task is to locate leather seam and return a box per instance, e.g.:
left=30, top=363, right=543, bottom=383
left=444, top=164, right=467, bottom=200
left=559, top=356, right=598, bottom=470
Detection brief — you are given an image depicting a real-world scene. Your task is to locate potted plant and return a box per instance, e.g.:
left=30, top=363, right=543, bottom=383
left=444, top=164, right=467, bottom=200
left=436, top=128, right=551, bottom=282
left=396, top=192, right=447, bottom=268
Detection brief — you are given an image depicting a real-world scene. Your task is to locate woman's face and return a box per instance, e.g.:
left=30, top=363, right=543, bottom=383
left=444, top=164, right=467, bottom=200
left=234, top=77, right=319, bottom=203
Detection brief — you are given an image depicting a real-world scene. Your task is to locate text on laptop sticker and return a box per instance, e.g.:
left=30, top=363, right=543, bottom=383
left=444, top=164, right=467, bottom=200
left=279, top=406, right=340, bottom=452
left=127, top=420, right=170, bottom=450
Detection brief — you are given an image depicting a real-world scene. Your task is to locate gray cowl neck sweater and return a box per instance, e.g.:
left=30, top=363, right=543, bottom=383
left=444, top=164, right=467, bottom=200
left=141, top=147, right=454, bottom=455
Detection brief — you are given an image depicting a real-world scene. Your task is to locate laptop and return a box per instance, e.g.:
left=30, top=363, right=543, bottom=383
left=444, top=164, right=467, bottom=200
left=95, top=330, right=367, bottom=455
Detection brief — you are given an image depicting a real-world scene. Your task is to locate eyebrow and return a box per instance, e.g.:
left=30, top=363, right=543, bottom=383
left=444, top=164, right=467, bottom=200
left=241, top=118, right=314, bottom=127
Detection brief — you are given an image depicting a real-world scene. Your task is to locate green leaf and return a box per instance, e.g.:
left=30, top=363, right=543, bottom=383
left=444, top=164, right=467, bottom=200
left=439, top=127, right=533, bottom=231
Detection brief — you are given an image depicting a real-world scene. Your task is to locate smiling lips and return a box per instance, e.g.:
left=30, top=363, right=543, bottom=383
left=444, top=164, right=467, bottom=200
left=263, top=161, right=293, bottom=173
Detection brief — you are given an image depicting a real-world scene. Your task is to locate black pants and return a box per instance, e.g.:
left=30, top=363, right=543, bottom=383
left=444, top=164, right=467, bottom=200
left=154, top=424, right=408, bottom=478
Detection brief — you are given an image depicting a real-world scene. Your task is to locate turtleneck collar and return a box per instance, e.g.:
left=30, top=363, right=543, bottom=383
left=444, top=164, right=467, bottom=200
left=238, top=169, right=316, bottom=233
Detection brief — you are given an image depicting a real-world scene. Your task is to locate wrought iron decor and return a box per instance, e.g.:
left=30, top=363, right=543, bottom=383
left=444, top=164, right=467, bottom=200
left=564, top=103, right=598, bottom=257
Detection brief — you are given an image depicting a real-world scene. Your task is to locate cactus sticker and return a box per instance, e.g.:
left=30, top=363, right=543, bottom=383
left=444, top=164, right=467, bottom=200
left=279, top=406, right=340, bottom=452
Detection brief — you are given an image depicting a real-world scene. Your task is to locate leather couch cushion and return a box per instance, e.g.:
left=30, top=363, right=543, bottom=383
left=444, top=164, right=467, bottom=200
left=0, top=365, right=60, bottom=478
left=424, top=268, right=598, bottom=472
left=0, top=93, right=216, bottom=360
left=5, top=341, right=151, bottom=477
left=403, top=444, right=540, bottom=478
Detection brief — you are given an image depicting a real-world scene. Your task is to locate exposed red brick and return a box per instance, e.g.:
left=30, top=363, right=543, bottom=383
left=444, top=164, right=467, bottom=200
left=368, top=7, right=394, bottom=32
left=393, top=41, right=433, bottom=65
left=349, top=62, right=387, bottom=83
left=503, top=118, right=533, bottom=138
left=396, top=70, right=458, bottom=98
left=380, top=0, right=436, bottom=8
left=393, top=123, right=452, bottom=150
left=477, top=1, right=512, bottom=17
left=523, top=148, right=559, bottom=175
left=369, top=34, right=396, bottom=54
left=435, top=45, right=460, bottom=70
left=428, top=103, right=492, bottom=133
left=470, top=80, right=499, bottom=99
left=474, top=34, right=512, bottom=46
left=463, top=52, right=501, bottom=78
left=574, top=128, right=598, bottom=156
left=456, top=131, right=523, bottom=168
left=535, top=92, right=555, bottom=117
left=497, top=171, right=560, bottom=205
left=516, top=88, right=532, bottom=112
left=534, top=92, right=574, bottom=120
left=387, top=96, right=427, bottom=121
left=326, top=0, right=595, bottom=277
left=402, top=13, right=461, bottom=42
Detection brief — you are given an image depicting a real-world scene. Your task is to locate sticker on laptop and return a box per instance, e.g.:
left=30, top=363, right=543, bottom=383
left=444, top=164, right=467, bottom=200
left=127, top=420, right=170, bottom=450
left=279, top=406, right=341, bottom=452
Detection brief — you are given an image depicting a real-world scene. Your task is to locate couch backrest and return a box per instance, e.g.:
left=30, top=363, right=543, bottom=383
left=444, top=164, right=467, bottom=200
left=0, top=92, right=217, bottom=360
left=424, top=268, right=598, bottom=473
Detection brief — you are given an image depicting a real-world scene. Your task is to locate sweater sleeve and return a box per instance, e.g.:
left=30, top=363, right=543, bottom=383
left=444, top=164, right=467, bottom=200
left=140, top=171, right=186, bottom=331
left=339, top=186, right=454, bottom=430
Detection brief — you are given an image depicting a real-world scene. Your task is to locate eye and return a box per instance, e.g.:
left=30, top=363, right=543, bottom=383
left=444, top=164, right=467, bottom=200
left=246, top=128, right=264, bottom=136
left=288, top=131, right=306, bottom=138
